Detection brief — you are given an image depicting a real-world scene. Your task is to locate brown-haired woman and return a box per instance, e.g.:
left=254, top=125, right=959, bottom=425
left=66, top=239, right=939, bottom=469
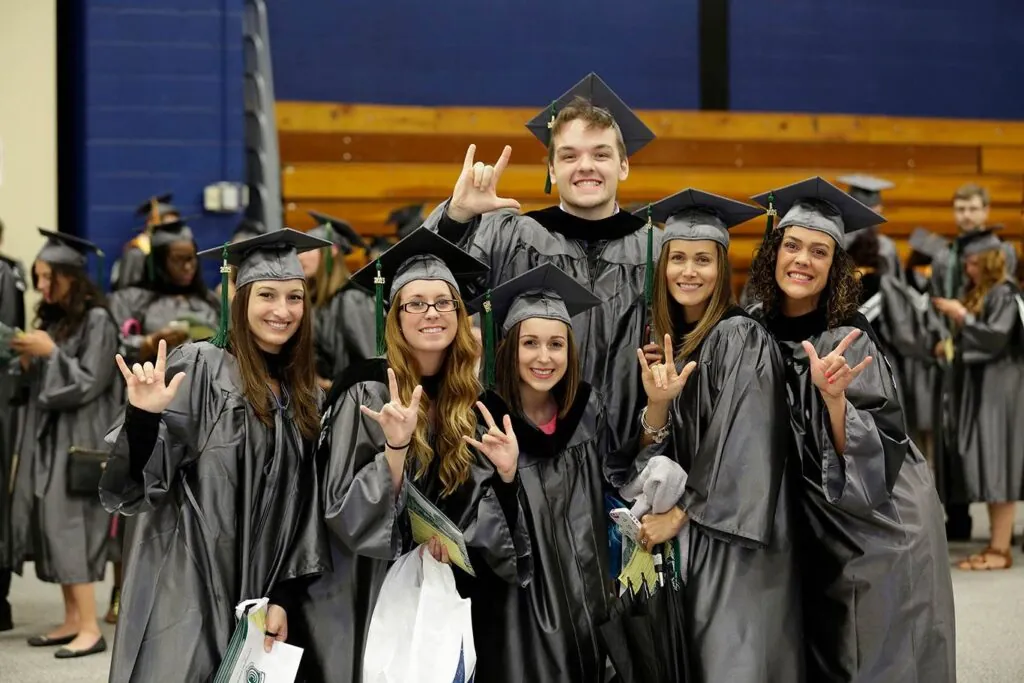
left=299, top=228, right=530, bottom=683
left=746, top=177, right=955, bottom=682
left=455, top=263, right=611, bottom=683
left=302, top=212, right=377, bottom=388
left=931, top=229, right=1024, bottom=570
left=99, top=229, right=332, bottom=681
left=610, top=190, right=803, bottom=682
left=9, top=229, right=120, bottom=659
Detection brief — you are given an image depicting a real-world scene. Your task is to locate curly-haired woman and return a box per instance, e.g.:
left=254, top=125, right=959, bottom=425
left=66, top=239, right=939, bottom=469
left=746, top=177, right=955, bottom=683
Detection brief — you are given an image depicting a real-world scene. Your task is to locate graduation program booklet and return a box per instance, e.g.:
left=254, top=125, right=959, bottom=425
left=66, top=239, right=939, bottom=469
left=213, top=597, right=304, bottom=683
left=0, top=322, right=19, bottom=365
left=406, top=484, right=476, bottom=577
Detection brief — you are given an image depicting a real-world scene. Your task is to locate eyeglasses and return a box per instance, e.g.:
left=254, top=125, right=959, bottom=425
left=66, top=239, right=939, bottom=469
left=399, top=299, right=459, bottom=315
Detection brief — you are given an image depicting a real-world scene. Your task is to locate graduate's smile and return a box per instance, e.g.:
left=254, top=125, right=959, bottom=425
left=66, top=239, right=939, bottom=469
left=418, top=325, right=447, bottom=336
left=785, top=270, right=815, bottom=285
left=529, top=367, right=555, bottom=380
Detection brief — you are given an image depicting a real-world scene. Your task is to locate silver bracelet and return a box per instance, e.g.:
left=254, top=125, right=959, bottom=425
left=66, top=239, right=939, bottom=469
left=639, top=406, right=670, bottom=444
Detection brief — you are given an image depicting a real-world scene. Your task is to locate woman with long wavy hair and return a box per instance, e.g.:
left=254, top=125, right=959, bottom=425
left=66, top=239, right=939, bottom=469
left=610, top=189, right=804, bottom=682
left=299, top=227, right=530, bottom=683
left=931, top=229, right=1024, bottom=571
left=99, top=229, right=332, bottom=681
left=746, top=177, right=955, bottom=682
left=9, top=229, right=120, bottom=659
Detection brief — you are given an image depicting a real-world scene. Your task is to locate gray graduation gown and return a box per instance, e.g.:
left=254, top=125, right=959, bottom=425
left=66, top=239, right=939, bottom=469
left=10, top=307, right=120, bottom=583
left=99, top=343, right=330, bottom=683
left=110, top=245, right=147, bottom=292
left=945, top=282, right=1024, bottom=502
left=755, top=308, right=956, bottom=683
left=296, top=358, right=531, bottom=683
left=107, top=286, right=220, bottom=364
left=608, top=309, right=805, bottom=683
left=313, top=284, right=376, bottom=381
left=425, top=202, right=658, bottom=452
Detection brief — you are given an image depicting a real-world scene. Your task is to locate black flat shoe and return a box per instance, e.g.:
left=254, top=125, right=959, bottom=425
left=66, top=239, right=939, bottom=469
left=28, top=633, right=78, bottom=647
left=0, top=617, right=12, bottom=633
left=55, top=636, right=107, bottom=659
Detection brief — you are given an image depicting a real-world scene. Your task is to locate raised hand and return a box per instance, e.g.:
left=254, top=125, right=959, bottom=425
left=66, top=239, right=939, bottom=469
left=463, top=401, right=518, bottom=483
left=115, top=339, right=187, bottom=414
left=801, top=329, right=874, bottom=401
left=446, top=144, right=522, bottom=222
left=637, top=334, right=697, bottom=404
left=359, top=368, right=424, bottom=449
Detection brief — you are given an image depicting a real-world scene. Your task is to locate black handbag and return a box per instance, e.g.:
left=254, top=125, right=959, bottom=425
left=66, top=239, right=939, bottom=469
left=66, top=446, right=108, bottom=497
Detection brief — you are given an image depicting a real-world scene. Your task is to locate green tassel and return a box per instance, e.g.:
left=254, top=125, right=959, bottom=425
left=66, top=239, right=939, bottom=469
left=482, top=290, right=495, bottom=389
left=324, top=223, right=335, bottom=278
left=643, top=205, right=654, bottom=309
left=209, top=244, right=231, bottom=348
left=543, top=100, right=557, bottom=195
left=760, top=191, right=777, bottom=250
left=374, top=259, right=386, bottom=356
left=96, top=250, right=106, bottom=290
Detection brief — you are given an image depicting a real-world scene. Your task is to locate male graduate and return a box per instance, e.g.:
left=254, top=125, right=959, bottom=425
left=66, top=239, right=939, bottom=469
left=839, top=174, right=903, bottom=278
left=110, top=193, right=182, bottom=291
left=423, top=72, right=661, bottom=449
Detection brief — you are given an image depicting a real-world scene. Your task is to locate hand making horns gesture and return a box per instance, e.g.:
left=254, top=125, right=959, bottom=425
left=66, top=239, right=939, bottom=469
left=115, top=339, right=186, bottom=414
left=801, top=329, right=874, bottom=400
left=447, top=144, right=522, bottom=221
left=463, top=401, right=519, bottom=483
left=637, top=333, right=698, bottom=404
left=359, top=368, right=424, bottom=449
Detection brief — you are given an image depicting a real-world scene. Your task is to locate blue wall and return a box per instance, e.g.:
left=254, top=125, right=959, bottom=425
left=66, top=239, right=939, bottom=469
left=266, top=0, right=1024, bottom=120
left=80, top=0, right=245, bottom=286
left=266, top=0, right=700, bottom=109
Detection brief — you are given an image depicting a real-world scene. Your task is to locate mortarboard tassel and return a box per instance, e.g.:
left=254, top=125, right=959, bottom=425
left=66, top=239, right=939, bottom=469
left=760, top=191, right=778, bottom=250
left=543, top=100, right=557, bottom=195
left=643, top=205, right=654, bottom=309
left=374, top=259, right=386, bottom=356
left=96, top=249, right=106, bottom=291
left=324, top=223, right=335, bottom=278
left=482, top=290, right=495, bottom=389
left=209, top=244, right=231, bottom=348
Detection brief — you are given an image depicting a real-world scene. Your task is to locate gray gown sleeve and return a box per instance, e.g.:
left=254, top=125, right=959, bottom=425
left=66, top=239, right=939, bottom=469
left=880, top=276, right=947, bottom=360
left=37, top=308, right=119, bottom=412
left=817, top=330, right=909, bottom=514
left=321, top=383, right=406, bottom=560
left=959, top=286, right=1020, bottom=364
left=99, top=344, right=226, bottom=514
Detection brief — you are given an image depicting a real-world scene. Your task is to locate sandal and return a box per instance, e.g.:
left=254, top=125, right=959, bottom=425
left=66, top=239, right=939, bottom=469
left=958, top=546, right=1013, bottom=571
left=954, top=546, right=992, bottom=569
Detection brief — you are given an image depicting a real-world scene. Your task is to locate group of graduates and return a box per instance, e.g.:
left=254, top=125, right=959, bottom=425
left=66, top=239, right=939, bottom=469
left=9, top=71, right=1024, bottom=683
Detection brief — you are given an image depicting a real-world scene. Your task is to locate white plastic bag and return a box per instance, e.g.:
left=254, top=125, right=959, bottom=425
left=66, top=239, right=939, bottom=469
left=363, top=547, right=476, bottom=683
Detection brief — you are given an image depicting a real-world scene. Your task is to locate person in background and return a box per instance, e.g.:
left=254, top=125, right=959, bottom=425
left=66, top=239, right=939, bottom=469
left=0, top=229, right=24, bottom=632
left=747, top=177, right=955, bottom=682
left=99, top=229, right=332, bottom=681
left=110, top=193, right=181, bottom=291
left=387, top=203, right=426, bottom=241
left=423, top=72, right=663, bottom=453
left=838, top=174, right=902, bottom=279
left=304, top=211, right=376, bottom=388
left=0, top=217, right=28, bottom=330
left=217, top=218, right=265, bottom=302
left=10, top=229, right=121, bottom=659
left=932, top=229, right=1024, bottom=570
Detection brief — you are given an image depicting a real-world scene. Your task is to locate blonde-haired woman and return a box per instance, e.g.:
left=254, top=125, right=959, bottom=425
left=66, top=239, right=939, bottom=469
left=298, top=227, right=530, bottom=683
left=932, top=228, right=1024, bottom=570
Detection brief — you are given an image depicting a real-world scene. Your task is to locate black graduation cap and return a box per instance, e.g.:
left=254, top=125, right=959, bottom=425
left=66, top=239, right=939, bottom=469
left=232, top=219, right=264, bottom=243
left=957, top=227, right=1004, bottom=257
left=135, top=193, right=178, bottom=219
left=36, top=228, right=104, bottom=268
left=525, top=72, right=656, bottom=158
left=350, top=227, right=489, bottom=357
left=468, top=263, right=600, bottom=335
left=838, top=174, right=894, bottom=208
left=149, top=220, right=195, bottom=250
left=751, top=176, right=886, bottom=246
left=197, top=228, right=333, bottom=347
left=386, top=204, right=426, bottom=240
left=908, top=228, right=948, bottom=261
left=636, top=188, right=765, bottom=249
left=307, top=210, right=367, bottom=252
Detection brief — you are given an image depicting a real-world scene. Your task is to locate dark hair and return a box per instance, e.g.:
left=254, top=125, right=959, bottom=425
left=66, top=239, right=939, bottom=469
left=147, top=243, right=209, bottom=297
left=33, top=263, right=108, bottom=342
left=846, top=230, right=886, bottom=274
left=549, top=96, right=628, bottom=163
left=747, top=226, right=862, bottom=328
left=228, top=282, right=320, bottom=441
left=953, top=183, right=990, bottom=207
left=494, top=320, right=581, bottom=420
